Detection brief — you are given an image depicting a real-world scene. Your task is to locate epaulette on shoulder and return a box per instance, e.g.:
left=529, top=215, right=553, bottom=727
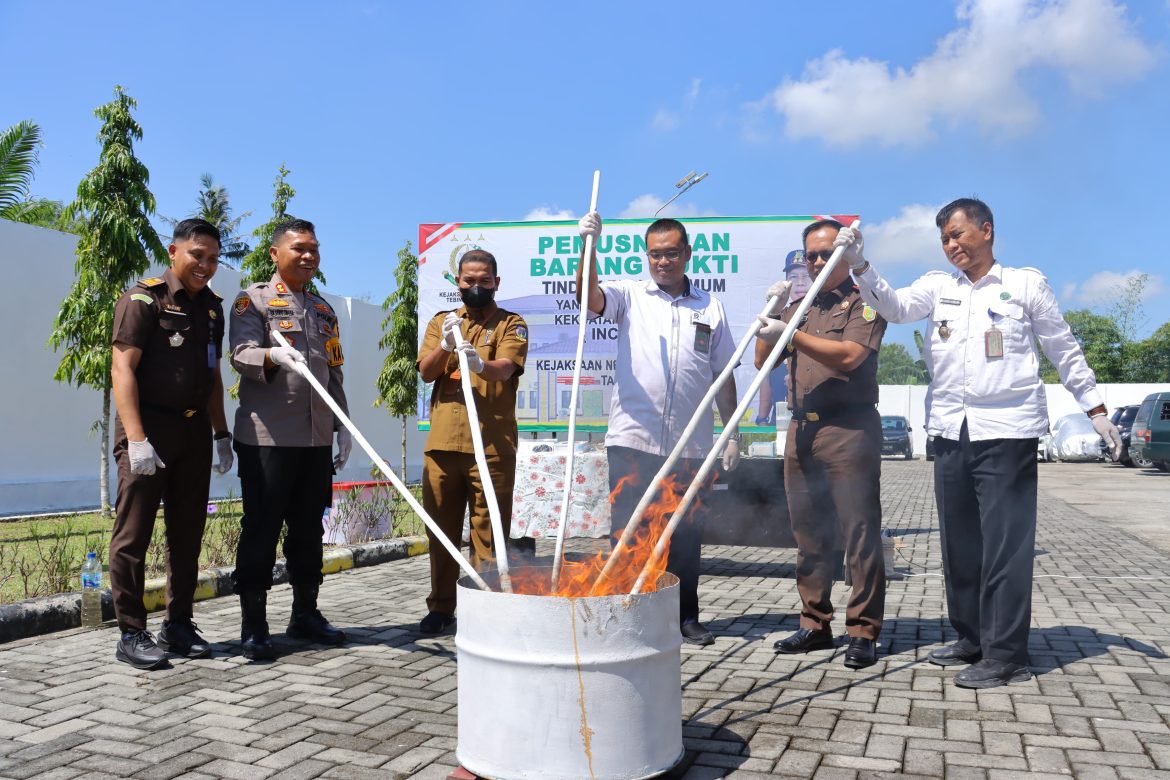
left=137, top=277, right=165, bottom=289
left=208, top=288, right=223, bottom=301
left=924, top=270, right=951, bottom=278
left=1016, top=266, right=1047, bottom=278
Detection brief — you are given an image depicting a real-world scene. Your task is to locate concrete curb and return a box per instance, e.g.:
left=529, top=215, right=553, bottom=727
left=0, top=535, right=429, bottom=645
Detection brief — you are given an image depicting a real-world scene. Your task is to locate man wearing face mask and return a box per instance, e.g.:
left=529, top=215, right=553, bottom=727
left=416, top=249, right=533, bottom=634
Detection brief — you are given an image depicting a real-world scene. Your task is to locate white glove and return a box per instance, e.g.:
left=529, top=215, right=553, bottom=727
left=756, top=315, right=790, bottom=346
left=578, top=211, right=602, bottom=242
left=268, top=346, right=306, bottom=370
left=833, top=225, right=867, bottom=271
left=1092, top=415, right=1123, bottom=461
left=764, top=280, right=791, bottom=315
left=722, top=438, right=741, bottom=472
left=440, top=311, right=460, bottom=352
left=334, top=428, right=352, bottom=471
left=214, top=436, right=233, bottom=475
left=458, top=341, right=485, bottom=374
left=128, top=438, right=166, bottom=476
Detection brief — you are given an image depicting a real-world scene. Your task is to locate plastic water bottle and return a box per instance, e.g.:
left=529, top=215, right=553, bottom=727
left=80, top=552, right=103, bottom=628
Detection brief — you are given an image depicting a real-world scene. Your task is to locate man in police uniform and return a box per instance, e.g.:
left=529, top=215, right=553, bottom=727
left=416, top=249, right=532, bottom=634
left=757, top=219, right=887, bottom=669
left=109, top=218, right=233, bottom=669
left=229, top=219, right=352, bottom=659
left=576, top=215, right=740, bottom=647
left=845, top=198, right=1122, bottom=687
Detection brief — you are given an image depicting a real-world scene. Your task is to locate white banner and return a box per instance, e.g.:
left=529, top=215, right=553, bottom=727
left=417, top=215, right=857, bottom=432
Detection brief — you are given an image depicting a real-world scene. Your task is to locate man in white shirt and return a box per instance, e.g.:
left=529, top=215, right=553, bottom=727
left=841, top=197, right=1121, bottom=688
left=576, top=214, right=741, bottom=646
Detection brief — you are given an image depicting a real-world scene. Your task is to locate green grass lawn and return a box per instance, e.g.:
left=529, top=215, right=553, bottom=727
left=0, top=486, right=425, bottom=605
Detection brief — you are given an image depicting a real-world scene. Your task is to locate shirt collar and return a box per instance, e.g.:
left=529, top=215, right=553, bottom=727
left=814, top=279, right=856, bottom=306
left=162, top=268, right=191, bottom=301
left=955, top=261, right=1002, bottom=286
left=643, top=276, right=698, bottom=300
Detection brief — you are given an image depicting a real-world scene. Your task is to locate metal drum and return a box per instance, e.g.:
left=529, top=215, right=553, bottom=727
left=455, top=570, right=683, bottom=780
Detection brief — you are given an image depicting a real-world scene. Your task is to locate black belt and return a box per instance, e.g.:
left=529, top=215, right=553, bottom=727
left=141, top=402, right=204, bottom=418
left=791, top=404, right=873, bottom=423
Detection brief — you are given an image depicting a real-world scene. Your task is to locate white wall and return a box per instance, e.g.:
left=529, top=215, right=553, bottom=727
left=0, top=220, right=425, bottom=516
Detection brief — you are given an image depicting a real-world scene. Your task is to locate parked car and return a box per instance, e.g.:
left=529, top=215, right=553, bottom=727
left=1050, top=413, right=1104, bottom=462
left=880, top=416, right=914, bottom=459
left=1100, top=405, right=1152, bottom=468
left=1131, top=392, right=1170, bottom=472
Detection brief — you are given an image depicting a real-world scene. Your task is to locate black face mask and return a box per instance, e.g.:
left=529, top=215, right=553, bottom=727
left=460, top=285, right=495, bottom=309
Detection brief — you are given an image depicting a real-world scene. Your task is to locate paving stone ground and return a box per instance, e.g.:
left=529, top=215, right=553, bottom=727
left=2, top=459, right=1170, bottom=779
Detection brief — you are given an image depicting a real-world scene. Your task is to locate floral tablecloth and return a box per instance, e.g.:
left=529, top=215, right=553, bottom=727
left=461, top=444, right=611, bottom=541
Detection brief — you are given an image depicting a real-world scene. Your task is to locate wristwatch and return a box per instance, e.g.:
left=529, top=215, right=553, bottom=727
left=213, top=430, right=233, bottom=441
left=1085, top=405, right=1107, bottom=419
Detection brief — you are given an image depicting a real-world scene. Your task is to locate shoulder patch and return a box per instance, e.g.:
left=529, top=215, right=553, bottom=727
left=137, top=277, right=165, bottom=288
left=862, top=304, right=877, bottom=322
left=514, top=324, right=528, bottom=342
left=232, top=296, right=251, bottom=316
left=130, top=293, right=153, bottom=305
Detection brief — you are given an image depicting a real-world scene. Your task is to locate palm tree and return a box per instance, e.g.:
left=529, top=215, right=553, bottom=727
left=163, top=173, right=252, bottom=267
left=0, top=120, right=43, bottom=218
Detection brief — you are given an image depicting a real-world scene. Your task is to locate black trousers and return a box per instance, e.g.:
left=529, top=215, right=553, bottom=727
left=607, top=446, right=707, bottom=624
left=934, top=421, right=1038, bottom=665
left=110, top=411, right=211, bottom=632
left=233, top=443, right=333, bottom=592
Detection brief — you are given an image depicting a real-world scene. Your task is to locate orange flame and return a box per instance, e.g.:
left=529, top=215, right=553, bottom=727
left=508, top=474, right=690, bottom=598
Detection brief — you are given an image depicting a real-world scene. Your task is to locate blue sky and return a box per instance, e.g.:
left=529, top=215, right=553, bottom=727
left=3, top=0, right=1168, bottom=347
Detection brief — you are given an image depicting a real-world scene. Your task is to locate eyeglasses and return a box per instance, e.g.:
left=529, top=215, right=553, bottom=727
left=804, top=250, right=837, bottom=263
left=647, top=250, right=683, bottom=262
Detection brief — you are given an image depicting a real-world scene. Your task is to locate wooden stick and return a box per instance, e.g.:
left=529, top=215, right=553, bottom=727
left=628, top=221, right=861, bottom=596
left=451, top=327, right=513, bottom=593
left=269, top=330, right=491, bottom=591
left=550, top=170, right=601, bottom=591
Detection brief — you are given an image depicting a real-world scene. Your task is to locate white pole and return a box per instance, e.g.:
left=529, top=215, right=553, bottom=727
left=269, top=330, right=490, bottom=591
left=628, top=221, right=860, bottom=596
left=589, top=293, right=784, bottom=596
left=451, top=328, right=513, bottom=593
left=550, top=170, right=601, bottom=591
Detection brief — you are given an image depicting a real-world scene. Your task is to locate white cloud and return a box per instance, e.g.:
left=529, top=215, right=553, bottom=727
left=1060, top=270, right=1165, bottom=308
left=756, top=0, right=1156, bottom=148
left=650, top=109, right=679, bottom=132
left=522, top=206, right=576, bottom=221
left=864, top=204, right=945, bottom=266
left=685, top=78, right=701, bottom=109
left=617, top=194, right=719, bottom=219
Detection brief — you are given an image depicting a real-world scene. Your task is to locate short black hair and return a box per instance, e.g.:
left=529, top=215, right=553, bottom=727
left=936, top=198, right=994, bottom=242
left=646, top=217, right=688, bottom=246
left=172, top=218, right=221, bottom=247
left=458, top=248, right=497, bottom=276
left=272, top=218, right=316, bottom=246
left=801, top=219, right=844, bottom=248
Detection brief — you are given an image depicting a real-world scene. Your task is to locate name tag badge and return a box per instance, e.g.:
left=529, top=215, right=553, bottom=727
left=985, top=326, right=1004, bottom=358
left=694, top=322, right=712, bottom=354
left=207, top=344, right=216, bottom=368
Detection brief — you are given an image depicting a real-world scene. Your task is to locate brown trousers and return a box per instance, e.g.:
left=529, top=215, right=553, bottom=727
left=784, top=407, right=885, bottom=639
left=422, top=449, right=534, bottom=614
left=110, top=409, right=211, bottom=632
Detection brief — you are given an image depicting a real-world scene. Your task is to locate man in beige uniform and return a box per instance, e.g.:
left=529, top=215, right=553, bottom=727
left=416, top=249, right=532, bottom=633
left=230, top=218, right=352, bottom=659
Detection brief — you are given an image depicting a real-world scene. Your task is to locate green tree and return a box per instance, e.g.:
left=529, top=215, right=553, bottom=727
left=47, top=86, right=167, bottom=516
left=238, top=164, right=325, bottom=290
left=1039, top=309, right=1123, bottom=383
left=375, top=241, right=419, bottom=479
left=164, top=173, right=252, bottom=267
left=1127, top=321, right=1170, bottom=382
left=0, top=120, right=41, bottom=217
left=877, top=343, right=928, bottom=385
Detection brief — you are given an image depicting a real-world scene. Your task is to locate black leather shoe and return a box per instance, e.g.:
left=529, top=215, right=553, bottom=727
left=116, top=630, right=167, bottom=670
left=928, top=639, right=981, bottom=667
left=681, top=620, right=714, bottom=646
left=953, top=658, right=1032, bottom=689
left=773, top=628, right=835, bottom=654
left=158, top=619, right=212, bottom=659
left=287, top=584, right=346, bottom=645
left=419, top=611, right=456, bottom=634
left=843, top=637, right=877, bottom=669
left=239, top=591, right=276, bottom=661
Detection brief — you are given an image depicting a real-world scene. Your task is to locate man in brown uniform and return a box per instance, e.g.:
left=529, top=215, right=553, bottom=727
left=109, top=218, right=233, bottom=669
left=756, top=219, right=887, bottom=669
left=230, top=219, right=351, bottom=659
left=416, top=249, right=533, bottom=633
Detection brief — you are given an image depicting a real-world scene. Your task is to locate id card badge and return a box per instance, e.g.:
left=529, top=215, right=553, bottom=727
left=985, top=326, right=1004, bottom=358
left=693, top=322, right=712, bottom=354
left=207, top=344, right=216, bottom=368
